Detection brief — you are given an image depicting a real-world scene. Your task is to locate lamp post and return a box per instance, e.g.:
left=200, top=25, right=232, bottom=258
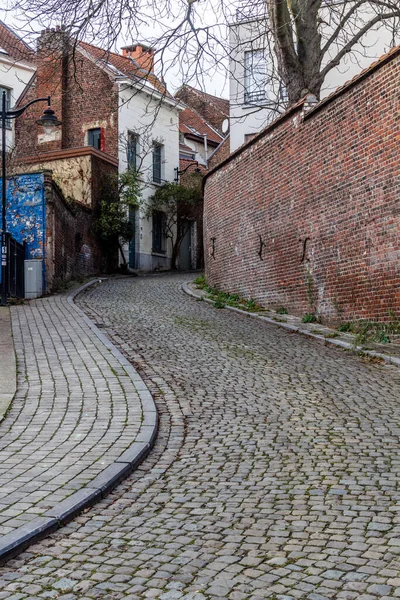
left=1, top=94, right=61, bottom=305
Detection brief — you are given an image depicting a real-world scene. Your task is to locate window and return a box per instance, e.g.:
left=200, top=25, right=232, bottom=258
left=244, top=50, right=267, bottom=104
left=152, top=210, right=166, bottom=254
left=127, top=132, right=139, bottom=170
left=0, top=87, right=11, bottom=129
left=152, top=142, right=163, bottom=184
left=88, top=128, right=102, bottom=150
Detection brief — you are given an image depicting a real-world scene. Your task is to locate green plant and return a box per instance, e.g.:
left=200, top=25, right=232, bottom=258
left=94, top=167, right=141, bottom=270
left=194, top=274, right=206, bottom=288
left=214, top=300, right=226, bottom=309
left=337, top=322, right=352, bottom=333
left=146, top=174, right=203, bottom=269
left=302, top=313, right=318, bottom=323
left=276, top=306, right=288, bottom=314
left=245, top=298, right=258, bottom=311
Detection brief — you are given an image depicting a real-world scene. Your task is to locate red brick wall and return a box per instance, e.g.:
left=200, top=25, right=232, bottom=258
left=204, top=50, right=400, bottom=323
left=15, top=30, right=119, bottom=159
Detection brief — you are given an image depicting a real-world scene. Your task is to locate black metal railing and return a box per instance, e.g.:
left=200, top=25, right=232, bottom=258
left=5, top=234, right=25, bottom=299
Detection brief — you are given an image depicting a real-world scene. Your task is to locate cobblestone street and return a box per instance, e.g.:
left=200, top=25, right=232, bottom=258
left=2, top=273, right=400, bottom=599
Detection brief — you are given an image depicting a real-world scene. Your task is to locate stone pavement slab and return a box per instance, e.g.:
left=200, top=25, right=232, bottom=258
left=0, top=281, right=157, bottom=561
left=0, top=307, right=16, bottom=422
left=0, top=273, right=400, bottom=599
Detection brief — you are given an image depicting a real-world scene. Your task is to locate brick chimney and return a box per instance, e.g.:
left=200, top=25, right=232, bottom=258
left=34, top=26, right=69, bottom=151
left=121, top=43, right=154, bottom=73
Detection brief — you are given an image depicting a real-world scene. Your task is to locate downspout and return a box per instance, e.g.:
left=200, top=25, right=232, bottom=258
left=203, top=134, right=208, bottom=169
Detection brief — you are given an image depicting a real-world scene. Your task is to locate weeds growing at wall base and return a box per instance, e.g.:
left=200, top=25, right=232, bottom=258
left=337, top=315, right=400, bottom=345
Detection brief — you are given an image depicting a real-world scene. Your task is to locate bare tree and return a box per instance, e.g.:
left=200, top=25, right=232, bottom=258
left=6, top=0, right=400, bottom=106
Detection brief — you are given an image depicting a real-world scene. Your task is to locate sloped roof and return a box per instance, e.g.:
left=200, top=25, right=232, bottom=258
left=78, top=40, right=169, bottom=97
left=180, top=105, right=224, bottom=145
left=0, top=20, right=34, bottom=63
left=175, top=85, right=229, bottom=134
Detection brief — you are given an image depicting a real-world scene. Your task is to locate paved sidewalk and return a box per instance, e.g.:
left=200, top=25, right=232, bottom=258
left=0, top=282, right=156, bottom=555
left=0, top=307, right=16, bottom=422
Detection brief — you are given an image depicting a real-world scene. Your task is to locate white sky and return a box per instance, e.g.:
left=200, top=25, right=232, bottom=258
left=0, top=0, right=233, bottom=98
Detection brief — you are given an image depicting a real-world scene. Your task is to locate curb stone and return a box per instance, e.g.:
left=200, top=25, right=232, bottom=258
left=181, top=281, right=400, bottom=368
left=0, top=279, right=158, bottom=564
left=0, top=307, right=16, bottom=423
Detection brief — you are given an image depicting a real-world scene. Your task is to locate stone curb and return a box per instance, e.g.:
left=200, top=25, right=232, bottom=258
left=181, top=282, right=400, bottom=368
left=0, top=307, right=17, bottom=423
left=0, top=279, right=158, bottom=565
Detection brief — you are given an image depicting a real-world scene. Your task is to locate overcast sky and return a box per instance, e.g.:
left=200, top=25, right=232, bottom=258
left=0, top=0, right=233, bottom=98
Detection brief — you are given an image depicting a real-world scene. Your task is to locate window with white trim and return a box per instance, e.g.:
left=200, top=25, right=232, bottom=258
left=127, top=131, right=139, bottom=170
left=0, top=87, right=11, bottom=129
left=152, top=142, right=163, bottom=184
left=244, top=50, right=267, bottom=104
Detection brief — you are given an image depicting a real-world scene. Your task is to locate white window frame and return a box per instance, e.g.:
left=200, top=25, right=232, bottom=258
left=244, top=49, right=268, bottom=104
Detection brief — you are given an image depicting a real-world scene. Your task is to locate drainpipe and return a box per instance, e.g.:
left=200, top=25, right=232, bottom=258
left=203, top=134, right=208, bottom=168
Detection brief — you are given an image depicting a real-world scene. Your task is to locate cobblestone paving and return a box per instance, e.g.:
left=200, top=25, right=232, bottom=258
left=2, top=273, right=400, bottom=599
left=0, top=292, right=146, bottom=535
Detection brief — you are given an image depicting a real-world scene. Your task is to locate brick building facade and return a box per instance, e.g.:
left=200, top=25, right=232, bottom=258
left=204, top=46, right=400, bottom=323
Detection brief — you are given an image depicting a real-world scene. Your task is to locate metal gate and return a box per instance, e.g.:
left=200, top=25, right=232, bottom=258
left=6, top=234, right=25, bottom=299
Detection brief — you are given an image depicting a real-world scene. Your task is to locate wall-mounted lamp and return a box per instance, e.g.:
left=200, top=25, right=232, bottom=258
left=174, top=160, right=201, bottom=183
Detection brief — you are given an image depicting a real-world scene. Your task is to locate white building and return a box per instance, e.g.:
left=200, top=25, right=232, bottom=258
left=229, top=7, right=397, bottom=152
left=0, top=21, right=35, bottom=151
left=117, top=72, right=182, bottom=271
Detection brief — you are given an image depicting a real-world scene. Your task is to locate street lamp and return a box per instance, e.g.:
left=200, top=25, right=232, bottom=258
left=1, top=93, right=61, bottom=305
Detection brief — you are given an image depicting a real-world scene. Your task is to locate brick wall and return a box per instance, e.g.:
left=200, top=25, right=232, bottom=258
left=15, top=30, right=119, bottom=159
left=44, top=172, right=103, bottom=290
left=204, top=48, right=400, bottom=323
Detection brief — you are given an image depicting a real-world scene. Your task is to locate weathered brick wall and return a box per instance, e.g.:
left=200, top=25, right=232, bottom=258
left=204, top=49, right=400, bottom=322
left=15, top=30, right=119, bottom=159
left=45, top=172, right=102, bottom=290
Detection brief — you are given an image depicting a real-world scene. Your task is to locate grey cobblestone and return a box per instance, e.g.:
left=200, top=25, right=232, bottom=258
left=1, top=274, right=400, bottom=598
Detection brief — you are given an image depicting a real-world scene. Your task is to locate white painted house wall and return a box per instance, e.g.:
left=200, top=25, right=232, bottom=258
left=229, top=14, right=396, bottom=152
left=118, top=81, right=181, bottom=271
left=0, top=51, right=35, bottom=151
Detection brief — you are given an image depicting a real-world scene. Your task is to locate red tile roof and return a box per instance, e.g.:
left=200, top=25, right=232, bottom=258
left=78, top=40, right=169, bottom=96
left=175, top=85, right=229, bottom=134
left=179, top=105, right=223, bottom=145
left=0, top=21, right=34, bottom=63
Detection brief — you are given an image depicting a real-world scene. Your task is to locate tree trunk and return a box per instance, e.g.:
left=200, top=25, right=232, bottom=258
left=267, top=0, right=323, bottom=103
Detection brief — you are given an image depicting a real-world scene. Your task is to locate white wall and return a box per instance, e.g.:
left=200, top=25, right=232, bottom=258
left=118, top=83, right=181, bottom=271
left=229, top=16, right=396, bottom=152
left=0, top=52, right=35, bottom=151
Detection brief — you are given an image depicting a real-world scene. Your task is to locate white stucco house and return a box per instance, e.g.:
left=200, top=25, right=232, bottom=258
left=0, top=21, right=35, bottom=152
left=229, top=6, right=398, bottom=151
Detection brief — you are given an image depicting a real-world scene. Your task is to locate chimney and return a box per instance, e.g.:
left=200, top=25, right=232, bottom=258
left=121, top=43, right=154, bottom=73
left=35, top=27, right=69, bottom=151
